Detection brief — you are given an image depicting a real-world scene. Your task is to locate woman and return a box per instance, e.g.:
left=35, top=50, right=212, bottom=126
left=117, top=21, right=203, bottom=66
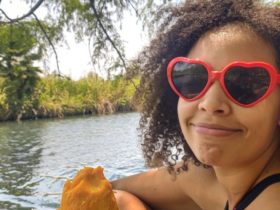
left=112, top=0, right=280, bottom=209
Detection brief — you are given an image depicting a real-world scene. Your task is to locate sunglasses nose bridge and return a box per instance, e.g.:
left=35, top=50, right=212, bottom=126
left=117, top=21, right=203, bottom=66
left=210, top=71, right=222, bottom=81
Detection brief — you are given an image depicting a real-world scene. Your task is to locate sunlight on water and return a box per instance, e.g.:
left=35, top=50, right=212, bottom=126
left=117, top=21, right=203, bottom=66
left=0, top=112, right=146, bottom=210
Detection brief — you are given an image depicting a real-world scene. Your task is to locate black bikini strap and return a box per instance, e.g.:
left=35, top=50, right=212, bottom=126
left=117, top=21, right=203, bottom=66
left=224, top=174, right=280, bottom=210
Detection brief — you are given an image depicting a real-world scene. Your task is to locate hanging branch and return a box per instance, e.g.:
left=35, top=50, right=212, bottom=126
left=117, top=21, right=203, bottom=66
left=89, top=0, right=138, bottom=90
left=0, top=0, right=61, bottom=76
left=0, top=0, right=44, bottom=24
left=89, top=0, right=127, bottom=70
left=88, top=33, right=95, bottom=70
left=127, top=0, right=140, bottom=17
left=32, top=13, right=61, bottom=75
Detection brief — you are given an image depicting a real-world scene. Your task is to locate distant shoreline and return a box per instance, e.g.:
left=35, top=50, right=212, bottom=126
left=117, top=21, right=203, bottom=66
left=0, top=102, right=137, bottom=122
left=0, top=75, right=140, bottom=122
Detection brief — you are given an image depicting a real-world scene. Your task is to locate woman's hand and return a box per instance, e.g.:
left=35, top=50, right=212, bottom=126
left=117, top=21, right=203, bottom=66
left=114, top=190, right=152, bottom=210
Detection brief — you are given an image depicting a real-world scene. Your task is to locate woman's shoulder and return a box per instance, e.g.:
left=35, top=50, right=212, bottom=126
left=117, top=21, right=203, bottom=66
left=247, top=152, right=280, bottom=209
left=247, top=173, right=280, bottom=210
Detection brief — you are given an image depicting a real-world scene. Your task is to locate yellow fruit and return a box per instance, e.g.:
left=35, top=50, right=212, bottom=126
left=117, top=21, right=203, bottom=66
left=58, top=166, right=119, bottom=210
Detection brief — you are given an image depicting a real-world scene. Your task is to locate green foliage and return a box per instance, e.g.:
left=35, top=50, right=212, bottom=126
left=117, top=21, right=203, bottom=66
left=0, top=71, right=139, bottom=121
left=0, top=23, right=43, bottom=121
left=1, top=0, right=173, bottom=80
left=109, top=75, right=139, bottom=107
left=33, top=74, right=139, bottom=119
left=21, top=0, right=170, bottom=75
left=0, top=0, right=165, bottom=121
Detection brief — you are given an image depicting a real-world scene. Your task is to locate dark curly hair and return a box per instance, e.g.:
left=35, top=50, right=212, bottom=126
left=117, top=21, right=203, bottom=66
left=136, top=0, right=280, bottom=173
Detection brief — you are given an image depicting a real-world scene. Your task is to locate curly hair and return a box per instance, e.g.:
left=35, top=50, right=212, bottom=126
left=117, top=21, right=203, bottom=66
left=136, top=0, right=280, bottom=172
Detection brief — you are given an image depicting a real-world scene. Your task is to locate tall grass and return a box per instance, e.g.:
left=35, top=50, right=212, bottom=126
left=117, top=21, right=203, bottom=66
left=0, top=74, right=140, bottom=121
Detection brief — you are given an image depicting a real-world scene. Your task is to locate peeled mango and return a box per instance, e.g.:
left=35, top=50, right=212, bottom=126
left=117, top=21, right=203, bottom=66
left=58, top=166, right=119, bottom=210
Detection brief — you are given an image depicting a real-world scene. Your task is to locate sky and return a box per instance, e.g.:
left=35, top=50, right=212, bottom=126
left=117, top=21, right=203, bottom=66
left=0, top=1, right=149, bottom=80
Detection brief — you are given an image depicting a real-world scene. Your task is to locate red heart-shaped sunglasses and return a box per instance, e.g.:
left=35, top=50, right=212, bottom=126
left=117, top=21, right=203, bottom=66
left=167, top=57, right=280, bottom=107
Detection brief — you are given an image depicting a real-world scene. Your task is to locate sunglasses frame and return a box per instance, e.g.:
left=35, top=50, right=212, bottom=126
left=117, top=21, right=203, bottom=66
left=167, top=57, right=280, bottom=107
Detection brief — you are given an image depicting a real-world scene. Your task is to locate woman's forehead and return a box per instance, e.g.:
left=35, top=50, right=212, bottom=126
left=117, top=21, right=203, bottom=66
left=187, top=24, right=277, bottom=69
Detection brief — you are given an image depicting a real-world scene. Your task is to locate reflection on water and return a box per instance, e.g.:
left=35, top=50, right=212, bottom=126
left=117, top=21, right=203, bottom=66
left=0, top=122, right=43, bottom=210
left=0, top=112, right=146, bottom=210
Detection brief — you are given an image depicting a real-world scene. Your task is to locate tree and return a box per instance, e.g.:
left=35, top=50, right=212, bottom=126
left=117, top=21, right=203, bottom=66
left=0, top=0, right=170, bottom=76
left=0, top=22, right=43, bottom=121
left=0, top=0, right=169, bottom=121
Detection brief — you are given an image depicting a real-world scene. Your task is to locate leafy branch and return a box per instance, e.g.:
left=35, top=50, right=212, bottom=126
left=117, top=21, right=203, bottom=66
left=0, top=0, right=44, bottom=23
left=0, top=0, right=61, bottom=75
left=90, top=0, right=127, bottom=70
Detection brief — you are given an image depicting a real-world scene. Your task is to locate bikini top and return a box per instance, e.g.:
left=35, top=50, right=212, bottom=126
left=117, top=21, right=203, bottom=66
left=224, top=174, right=280, bottom=210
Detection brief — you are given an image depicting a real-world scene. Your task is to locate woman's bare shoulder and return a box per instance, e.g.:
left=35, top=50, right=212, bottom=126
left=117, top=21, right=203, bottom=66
left=247, top=181, right=280, bottom=210
left=114, top=190, right=152, bottom=210
left=112, top=161, right=226, bottom=210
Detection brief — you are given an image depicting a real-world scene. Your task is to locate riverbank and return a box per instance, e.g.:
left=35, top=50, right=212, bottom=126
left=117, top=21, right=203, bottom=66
left=0, top=74, right=140, bottom=121
left=26, top=99, right=135, bottom=120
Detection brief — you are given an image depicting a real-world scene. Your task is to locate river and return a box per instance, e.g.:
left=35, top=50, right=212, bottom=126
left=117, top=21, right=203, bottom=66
left=0, top=112, right=147, bottom=210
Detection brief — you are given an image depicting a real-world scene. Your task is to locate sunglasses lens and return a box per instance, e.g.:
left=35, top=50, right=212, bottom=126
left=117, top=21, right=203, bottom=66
left=172, top=62, right=208, bottom=99
left=224, top=67, right=270, bottom=105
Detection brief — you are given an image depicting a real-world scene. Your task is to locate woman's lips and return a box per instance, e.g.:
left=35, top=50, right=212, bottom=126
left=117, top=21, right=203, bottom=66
left=191, top=123, right=242, bottom=137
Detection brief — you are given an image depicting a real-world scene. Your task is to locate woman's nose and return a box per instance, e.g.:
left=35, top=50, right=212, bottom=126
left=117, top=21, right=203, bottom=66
left=198, top=81, right=232, bottom=115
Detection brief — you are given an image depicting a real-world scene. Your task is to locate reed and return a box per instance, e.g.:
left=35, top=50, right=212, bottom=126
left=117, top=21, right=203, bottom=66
left=0, top=74, right=140, bottom=121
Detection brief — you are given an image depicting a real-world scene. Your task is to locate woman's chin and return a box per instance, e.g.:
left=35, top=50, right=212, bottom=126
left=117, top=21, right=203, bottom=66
left=194, top=144, right=224, bottom=166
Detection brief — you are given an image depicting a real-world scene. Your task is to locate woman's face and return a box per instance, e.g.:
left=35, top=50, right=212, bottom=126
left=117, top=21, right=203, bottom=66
left=177, top=26, right=280, bottom=167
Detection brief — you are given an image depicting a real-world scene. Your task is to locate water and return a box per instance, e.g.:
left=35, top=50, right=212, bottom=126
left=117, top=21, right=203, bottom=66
left=0, top=112, right=146, bottom=210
